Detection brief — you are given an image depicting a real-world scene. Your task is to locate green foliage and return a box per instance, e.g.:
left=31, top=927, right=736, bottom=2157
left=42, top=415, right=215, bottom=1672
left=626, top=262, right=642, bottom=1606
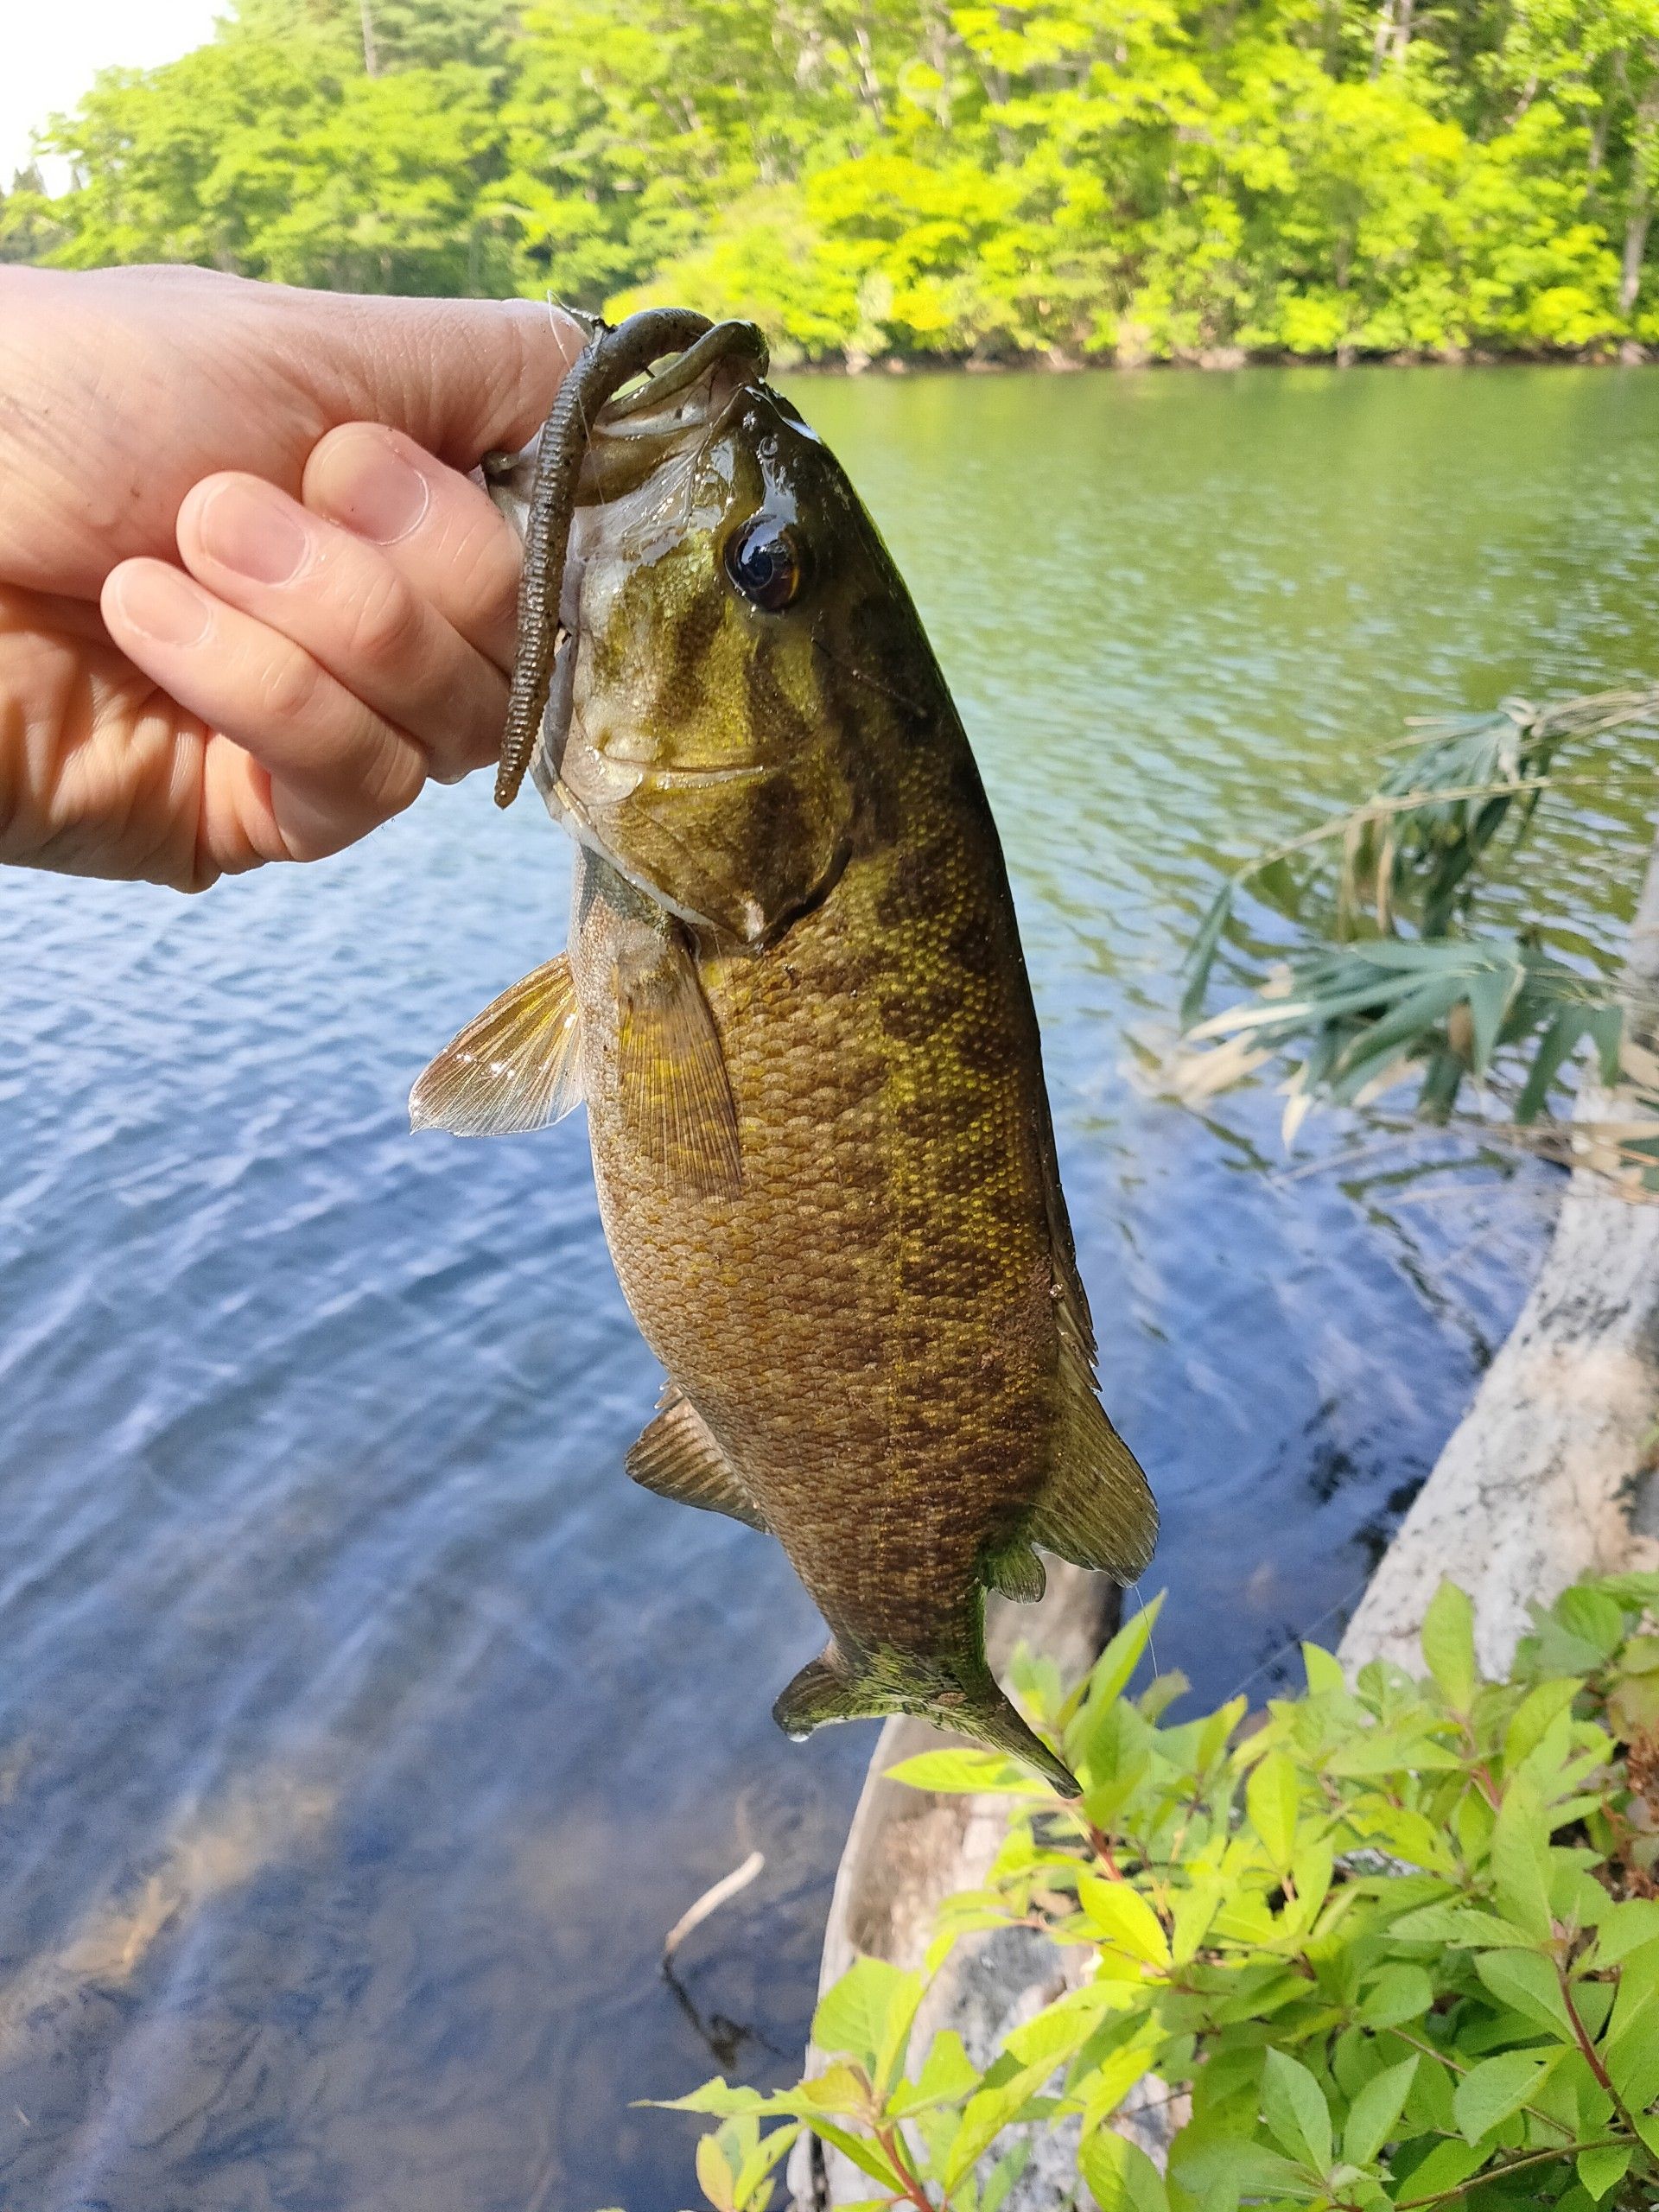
left=663, top=1573, right=1659, bottom=2210
left=1174, top=687, right=1659, bottom=1172
left=12, top=0, right=1659, bottom=356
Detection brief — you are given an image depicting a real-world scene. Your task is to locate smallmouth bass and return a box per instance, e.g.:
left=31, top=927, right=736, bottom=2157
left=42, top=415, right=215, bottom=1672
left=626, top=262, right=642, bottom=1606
left=415, top=311, right=1156, bottom=1794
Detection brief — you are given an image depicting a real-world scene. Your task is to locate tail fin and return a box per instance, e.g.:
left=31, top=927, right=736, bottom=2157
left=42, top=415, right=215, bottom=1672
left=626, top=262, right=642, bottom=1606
left=772, top=1641, right=1079, bottom=1797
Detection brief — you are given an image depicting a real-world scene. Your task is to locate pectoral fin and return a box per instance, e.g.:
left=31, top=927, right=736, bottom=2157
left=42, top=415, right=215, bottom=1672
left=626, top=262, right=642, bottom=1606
left=626, top=1387, right=767, bottom=1532
left=410, top=955, right=583, bottom=1136
left=613, top=926, right=741, bottom=1196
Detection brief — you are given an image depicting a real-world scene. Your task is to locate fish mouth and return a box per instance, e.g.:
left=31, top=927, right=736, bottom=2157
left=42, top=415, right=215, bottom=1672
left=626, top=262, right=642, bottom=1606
left=588, top=753, right=773, bottom=791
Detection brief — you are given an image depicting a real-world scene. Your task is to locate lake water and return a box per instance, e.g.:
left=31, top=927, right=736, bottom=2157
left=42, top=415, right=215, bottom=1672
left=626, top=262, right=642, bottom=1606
left=2, top=365, right=1657, bottom=2212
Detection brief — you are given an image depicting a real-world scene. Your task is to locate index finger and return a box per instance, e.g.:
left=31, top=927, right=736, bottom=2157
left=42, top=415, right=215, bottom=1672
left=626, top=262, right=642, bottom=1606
left=302, top=424, right=524, bottom=673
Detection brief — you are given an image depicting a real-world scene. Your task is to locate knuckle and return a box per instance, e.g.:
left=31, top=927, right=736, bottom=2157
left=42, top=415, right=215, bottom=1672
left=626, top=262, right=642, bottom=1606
left=342, top=567, right=423, bottom=671
left=255, top=644, right=321, bottom=728
left=359, top=730, right=426, bottom=821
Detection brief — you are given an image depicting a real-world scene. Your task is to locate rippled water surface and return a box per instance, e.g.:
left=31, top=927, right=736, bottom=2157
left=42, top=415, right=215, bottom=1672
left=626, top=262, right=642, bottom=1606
left=3, top=365, right=1657, bottom=2212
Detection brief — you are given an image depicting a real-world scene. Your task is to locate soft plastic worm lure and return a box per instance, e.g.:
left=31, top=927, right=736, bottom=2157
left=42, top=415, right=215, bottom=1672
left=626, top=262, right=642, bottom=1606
left=494, top=308, right=768, bottom=808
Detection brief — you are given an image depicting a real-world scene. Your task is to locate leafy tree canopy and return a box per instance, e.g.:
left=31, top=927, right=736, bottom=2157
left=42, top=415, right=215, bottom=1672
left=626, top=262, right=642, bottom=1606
left=4, top=0, right=1659, bottom=359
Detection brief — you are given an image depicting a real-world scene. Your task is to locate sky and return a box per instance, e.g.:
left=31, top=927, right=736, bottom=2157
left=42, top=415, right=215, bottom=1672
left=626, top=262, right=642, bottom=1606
left=3, top=0, right=226, bottom=186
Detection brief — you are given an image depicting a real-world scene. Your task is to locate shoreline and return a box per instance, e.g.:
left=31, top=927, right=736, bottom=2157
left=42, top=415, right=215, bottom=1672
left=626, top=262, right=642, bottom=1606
left=780, top=340, right=1656, bottom=377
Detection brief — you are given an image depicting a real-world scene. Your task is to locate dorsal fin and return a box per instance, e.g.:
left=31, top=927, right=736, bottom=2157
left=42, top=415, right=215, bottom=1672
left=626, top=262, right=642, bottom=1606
left=626, top=1387, right=768, bottom=1532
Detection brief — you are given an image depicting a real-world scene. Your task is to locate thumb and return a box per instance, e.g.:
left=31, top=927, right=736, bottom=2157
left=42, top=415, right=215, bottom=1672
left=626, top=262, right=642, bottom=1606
left=284, top=289, right=589, bottom=469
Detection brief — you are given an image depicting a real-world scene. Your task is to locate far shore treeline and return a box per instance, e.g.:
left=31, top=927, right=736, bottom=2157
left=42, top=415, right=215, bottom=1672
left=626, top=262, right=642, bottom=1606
left=4, top=0, right=1658, bottom=367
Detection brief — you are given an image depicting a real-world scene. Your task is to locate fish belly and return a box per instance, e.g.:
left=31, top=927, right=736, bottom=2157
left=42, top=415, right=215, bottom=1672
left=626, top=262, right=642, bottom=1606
left=569, top=839, right=1065, bottom=1662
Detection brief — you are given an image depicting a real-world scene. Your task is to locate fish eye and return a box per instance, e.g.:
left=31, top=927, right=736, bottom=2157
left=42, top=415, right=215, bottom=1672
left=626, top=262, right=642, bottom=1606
left=724, top=517, right=804, bottom=613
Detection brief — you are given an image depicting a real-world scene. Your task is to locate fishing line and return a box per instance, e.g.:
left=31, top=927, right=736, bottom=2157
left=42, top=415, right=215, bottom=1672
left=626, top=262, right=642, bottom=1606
left=1222, top=1566, right=1376, bottom=1708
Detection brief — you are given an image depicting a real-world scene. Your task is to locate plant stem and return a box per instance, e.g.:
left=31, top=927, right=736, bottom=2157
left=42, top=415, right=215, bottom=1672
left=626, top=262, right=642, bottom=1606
left=1073, top=1810, right=1122, bottom=1878
left=874, top=2121, right=940, bottom=2212
left=1386, top=2027, right=1574, bottom=2142
left=1395, top=2135, right=1626, bottom=2207
left=1558, top=1963, right=1639, bottom=2133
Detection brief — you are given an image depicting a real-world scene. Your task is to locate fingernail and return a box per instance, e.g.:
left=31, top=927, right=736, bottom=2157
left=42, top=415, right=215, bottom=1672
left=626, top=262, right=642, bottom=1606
left=112, top=565, right=215, bottom=649
left=321, top=431, right=430, bottom=543
left=196, top=477, right=312, bottom=585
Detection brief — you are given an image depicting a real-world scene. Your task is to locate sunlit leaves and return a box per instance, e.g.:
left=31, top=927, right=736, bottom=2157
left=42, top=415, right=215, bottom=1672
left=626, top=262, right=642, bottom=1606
left=671, top=1573, right=1659, bottom=2212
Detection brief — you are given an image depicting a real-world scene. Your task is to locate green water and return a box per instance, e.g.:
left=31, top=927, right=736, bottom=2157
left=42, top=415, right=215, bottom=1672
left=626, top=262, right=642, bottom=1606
left=1, top=365, right=1656, bottom=2212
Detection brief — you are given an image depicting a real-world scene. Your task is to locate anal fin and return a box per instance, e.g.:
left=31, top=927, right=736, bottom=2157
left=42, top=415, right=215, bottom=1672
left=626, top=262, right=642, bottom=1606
left=410, top=955, right=582, bottom=1136
left=626, top=1386, right=767, bottom=1532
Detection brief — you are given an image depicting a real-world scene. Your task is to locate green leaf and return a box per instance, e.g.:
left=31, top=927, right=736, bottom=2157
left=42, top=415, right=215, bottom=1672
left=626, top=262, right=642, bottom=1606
left=1173, top=2134, right=1323, bottom=2202
left=1077, top=1875, right=1171, bottom=1967
left=1005, top=1987, right=1120, bottom=2074
left=1490, top=1777, right=1555, bottom=1942
left=1077, top=2032, right=1164, bottom=2133
left=982, top=2138, right=1033, bottom=2212
left=652, top=2079, right=772, bottom=2117
left=1473, top=1948, right=1575, bottom=2040
left=1397, top=2138, right=1486, bottom=2199
left=1464, top=961, right=1518, bottom=1076
left=1181, top=880, right=1237, bottom=1027
left=889, top=2031, right=980, bottom=2117
left=696, top=2133, right=736, bottom=2211
left=1605, top=1935, right=1659, bottom=2041
left=1576, top=2142, right=1634, bottom=2201
left=813, top=1958, right=915, bottom=2072
left=1359, top=1963, right=1434, bottom=2028
left=1081, top=2129, right=1172, bottom=2212
left=1517, top=1006, right=1591, bottom=1121
left=1261, top=2047, right=1332, bottom=2173
left=794, top=2062, right=876, bottom=2120
left=1452, top=2048, right=1555, bottom=2144
left=1389, top=1902, right=1541, bottom=1948
left=883, top=1748, right=1048, bottom=1796
left=1302, top=1643, right=1347, bottom=1695
left=806, top=2120, right=905, bottom=2193
left=731, top=2123, right=801, bottom=2211
left=1421, top=1580, right=1478, bottom=1709
left=1603, top=1989, right=1659, bottom=2111
left=1245, top=1749, right=1300, bottom=1870
left=1344, top=2056, right=1417, bottom=2167
left=1591, top=1899, right=1659, bottom=1967
left=1503, top=1678, right=1582, bottom=1768
left=1554, top=1585, right=1627, bottom=1661
left=941, top=2073, right=1043, bottom=2192
left=872, top=1970, right=925, bottom=2096
left=1069, top=1598, right=1166, bottom=1758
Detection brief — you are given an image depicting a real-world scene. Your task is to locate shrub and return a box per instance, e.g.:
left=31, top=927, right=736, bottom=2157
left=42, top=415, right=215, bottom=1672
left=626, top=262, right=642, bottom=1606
left=662, top=1574, right=1659, bottom=2211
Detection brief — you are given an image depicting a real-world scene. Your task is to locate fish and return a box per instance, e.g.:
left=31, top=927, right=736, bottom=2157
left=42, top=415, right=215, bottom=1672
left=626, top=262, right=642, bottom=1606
left=412, top=310, right=1156, bottom=1796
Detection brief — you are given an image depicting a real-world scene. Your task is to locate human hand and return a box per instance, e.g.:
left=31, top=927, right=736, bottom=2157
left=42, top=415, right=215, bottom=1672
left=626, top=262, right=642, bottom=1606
left=0, top=264, right=582, bottom=890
